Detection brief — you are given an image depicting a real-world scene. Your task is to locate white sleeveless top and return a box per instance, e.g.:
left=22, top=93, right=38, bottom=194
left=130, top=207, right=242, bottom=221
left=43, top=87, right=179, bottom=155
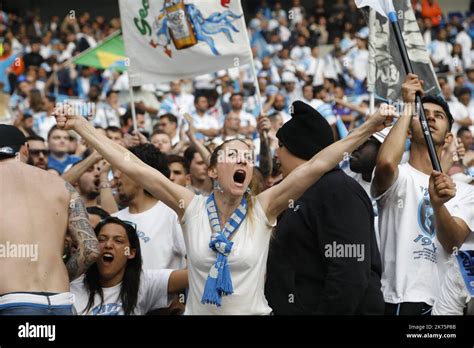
left=181, top=194, right=275, bottom=315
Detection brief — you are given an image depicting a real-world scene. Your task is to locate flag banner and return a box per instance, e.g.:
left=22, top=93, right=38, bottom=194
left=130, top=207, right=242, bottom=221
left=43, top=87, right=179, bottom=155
left=118, top=0, right=253, bottom=86
left=355, top=0, right=395, bottom=18
left=360, top=0, right=441, bottom=102
left=73, top=31, right=128, bottom=72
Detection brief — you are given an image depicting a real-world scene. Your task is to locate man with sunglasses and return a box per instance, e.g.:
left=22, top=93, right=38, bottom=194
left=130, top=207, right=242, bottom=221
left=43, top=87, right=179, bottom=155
left=27, top=134, right=49, bottom=170
left=0, top=125, right=99, bottom=315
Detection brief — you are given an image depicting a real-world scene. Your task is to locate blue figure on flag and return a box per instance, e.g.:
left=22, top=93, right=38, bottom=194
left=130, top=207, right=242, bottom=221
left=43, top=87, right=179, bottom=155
left=151, top=1, right=242, bottom=57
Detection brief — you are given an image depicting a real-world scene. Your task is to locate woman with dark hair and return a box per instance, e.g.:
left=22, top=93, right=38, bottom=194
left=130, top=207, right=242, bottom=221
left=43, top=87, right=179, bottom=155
left=55, top=101, right=396, bottom=315
left=70, top=217, right=187, bottom=315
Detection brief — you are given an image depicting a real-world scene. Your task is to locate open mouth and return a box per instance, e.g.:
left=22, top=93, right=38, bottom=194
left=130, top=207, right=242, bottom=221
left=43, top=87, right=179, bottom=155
left=94, top=178, right=101, bottom=190
left=233, top=169, right=246, bottom=185
left=102, top=252, right=114, bottom=264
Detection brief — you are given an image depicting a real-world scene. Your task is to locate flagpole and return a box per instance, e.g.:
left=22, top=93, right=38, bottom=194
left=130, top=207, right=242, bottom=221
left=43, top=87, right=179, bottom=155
left=128, top=85, right=138, bottom=133
left=250, top=58, right=269, bottom=141
left=387, top=11, right=442, bottom=172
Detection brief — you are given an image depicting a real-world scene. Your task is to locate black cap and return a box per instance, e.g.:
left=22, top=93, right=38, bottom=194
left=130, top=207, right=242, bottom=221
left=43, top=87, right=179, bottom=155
left=0, top=125, right=27, bottom=158
left=276, top=101, right=334, bottom=160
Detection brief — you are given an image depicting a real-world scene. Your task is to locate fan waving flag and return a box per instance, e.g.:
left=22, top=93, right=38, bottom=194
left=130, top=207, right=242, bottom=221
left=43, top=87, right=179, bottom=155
left=118, top=0, right=253, bottom=86
left=357, top=0, right=441, bottom=102
left=73, top=31, right=128, bottom=72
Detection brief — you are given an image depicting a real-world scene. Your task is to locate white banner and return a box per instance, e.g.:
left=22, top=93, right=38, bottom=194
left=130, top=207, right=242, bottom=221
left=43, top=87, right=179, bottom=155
left=119, top=0, right=252, bottom=86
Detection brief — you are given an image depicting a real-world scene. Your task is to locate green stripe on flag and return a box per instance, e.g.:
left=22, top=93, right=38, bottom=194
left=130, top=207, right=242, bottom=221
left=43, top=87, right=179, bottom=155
left=73, top=31, right=127, bottom=72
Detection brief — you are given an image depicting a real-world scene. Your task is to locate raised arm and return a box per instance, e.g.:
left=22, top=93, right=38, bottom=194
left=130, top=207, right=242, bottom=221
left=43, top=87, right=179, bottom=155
left=429, top=171, right=471, bottom=252
left=184, top=113, right=211, bottom=166
left=97, top=160, right=119, bottom=214
left=257, top=115, right=273, bottom=177
left=62, top=150, right=102, bottom=184
left=65, top=182, right=99, bottom=280
left=372, top=74, right=423, bottom=197
left=54, top=112, right=195, bottom=220
left=258, top=104, right=397, bottom=222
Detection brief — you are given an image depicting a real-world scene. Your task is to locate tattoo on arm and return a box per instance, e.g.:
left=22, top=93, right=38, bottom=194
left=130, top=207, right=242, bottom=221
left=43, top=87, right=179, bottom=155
left=65, top=182, right=99, bottom=280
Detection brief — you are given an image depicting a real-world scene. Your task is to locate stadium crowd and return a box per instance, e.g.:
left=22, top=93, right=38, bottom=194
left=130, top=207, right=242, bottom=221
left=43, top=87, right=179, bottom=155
left=0, top=0, right=474, bottom=316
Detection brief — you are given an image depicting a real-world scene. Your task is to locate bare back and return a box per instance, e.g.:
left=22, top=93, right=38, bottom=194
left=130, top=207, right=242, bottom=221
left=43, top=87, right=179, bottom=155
left=0, top=160, right=70, bottom=294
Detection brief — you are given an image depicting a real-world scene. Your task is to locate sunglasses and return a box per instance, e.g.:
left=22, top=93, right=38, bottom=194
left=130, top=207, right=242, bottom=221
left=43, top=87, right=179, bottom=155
left=97, top=216, right=137, bottom=231
left=30, top=149, right=50, bottom=156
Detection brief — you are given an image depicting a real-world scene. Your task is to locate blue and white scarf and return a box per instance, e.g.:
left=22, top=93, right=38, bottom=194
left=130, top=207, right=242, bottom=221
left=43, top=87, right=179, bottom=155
left=201, top=192, right=248, bottom=306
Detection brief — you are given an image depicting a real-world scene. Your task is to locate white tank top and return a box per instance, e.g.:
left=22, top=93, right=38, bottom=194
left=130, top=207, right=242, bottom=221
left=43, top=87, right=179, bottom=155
left=181, top=194, right=275, bottom=315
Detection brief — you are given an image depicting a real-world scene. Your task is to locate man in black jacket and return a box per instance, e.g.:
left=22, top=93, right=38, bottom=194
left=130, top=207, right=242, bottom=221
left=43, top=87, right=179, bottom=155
left=265, top=101, right=384, bottom=315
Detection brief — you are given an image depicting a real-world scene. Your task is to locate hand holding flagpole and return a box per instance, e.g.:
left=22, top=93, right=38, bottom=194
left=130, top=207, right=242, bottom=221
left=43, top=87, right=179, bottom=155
left=355, top=0, right=442, bottom=172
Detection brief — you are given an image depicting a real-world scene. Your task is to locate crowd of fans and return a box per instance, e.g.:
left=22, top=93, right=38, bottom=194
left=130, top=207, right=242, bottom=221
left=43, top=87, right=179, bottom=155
left=0, top=0, right=474, bottom=316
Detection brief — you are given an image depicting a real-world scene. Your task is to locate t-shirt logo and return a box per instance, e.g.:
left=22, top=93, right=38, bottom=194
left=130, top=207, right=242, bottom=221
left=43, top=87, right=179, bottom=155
left=417, top=187, right=435, bottom=238
left=91, top=303, right=122, bottom=315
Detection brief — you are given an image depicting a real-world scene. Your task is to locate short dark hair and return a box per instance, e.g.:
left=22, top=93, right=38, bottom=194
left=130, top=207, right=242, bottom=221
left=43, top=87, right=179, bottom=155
left=159, top=113, right=178, bottom=125
left=122, top=107, right=145, bottom=126
left=47, top=125, right=67, bottom=140
left=106, top=126, right=122, bottom=134
left=421, top=95, right=454, bottom=130
left=27, top=134, right=45, bottom=142
left=314, top=85, right=326, bottom=95
left=457, top=126, right=471, bottom=138
left=183, top=146, right=198, bottom=164
left=230, top=92, right=244, bottom=101
left=457, top=87, right=471, bottom=98
left=129, top=143, right=170, bottom=179
left=194, top=94, right=208, bottom=104
left=167, top=154, right=190, bottom=174
left=106, top=90, right=118, bottom=98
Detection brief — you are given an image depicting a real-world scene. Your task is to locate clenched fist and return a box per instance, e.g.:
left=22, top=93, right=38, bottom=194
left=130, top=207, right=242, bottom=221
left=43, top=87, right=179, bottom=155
left=52, top=105, right=86, bottom=131
left=429, top=171, right=456, bottom=208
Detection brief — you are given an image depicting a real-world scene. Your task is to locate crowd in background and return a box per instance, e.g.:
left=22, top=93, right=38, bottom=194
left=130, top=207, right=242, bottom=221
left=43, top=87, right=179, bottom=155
left=0, top=0, right=474, bottom=316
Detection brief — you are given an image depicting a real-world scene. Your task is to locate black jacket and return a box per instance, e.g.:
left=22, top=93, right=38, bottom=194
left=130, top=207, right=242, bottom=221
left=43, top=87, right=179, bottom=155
left=265, top=168, right=384, bottom=315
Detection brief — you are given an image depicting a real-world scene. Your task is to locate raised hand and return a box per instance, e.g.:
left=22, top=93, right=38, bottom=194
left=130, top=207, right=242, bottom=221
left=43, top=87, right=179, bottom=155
left=401, top=73, right=424, bottom=104
left=52, top=105, right=85, bottom=131
left=366, top=103, right=399, bottom=133
left=257, top=115, right=271, bottom=135
left=429, top=171, right=456, bottom=208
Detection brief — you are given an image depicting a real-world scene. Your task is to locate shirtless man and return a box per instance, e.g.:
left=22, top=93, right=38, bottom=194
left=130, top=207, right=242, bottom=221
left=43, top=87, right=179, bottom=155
left=0, top=125, right=99, bottom=315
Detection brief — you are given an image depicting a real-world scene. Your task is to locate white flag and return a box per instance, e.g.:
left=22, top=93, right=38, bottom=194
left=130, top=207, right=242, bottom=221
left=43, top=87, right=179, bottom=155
left=119, top=0, right=252, bottom=86
left=354, top=0, right=395, bottom=18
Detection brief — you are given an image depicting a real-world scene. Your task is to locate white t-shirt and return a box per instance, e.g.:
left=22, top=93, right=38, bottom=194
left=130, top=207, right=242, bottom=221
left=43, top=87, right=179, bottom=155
left=93, top=104, right=125, bottom=128
left=112, top=201, right=186, bottom=270
left=70, top=269, right=172, bottom=315
left=432, top=258, right=471, bottom=315
left=190, top=111, right=219, bottom=131
left=181, top=195, right=275, bottom=315
left=235, top=110, right=257, bottom=129
left=448, top=98, right=470, bottom=136
left=371, top=163, right=474, bottom=305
